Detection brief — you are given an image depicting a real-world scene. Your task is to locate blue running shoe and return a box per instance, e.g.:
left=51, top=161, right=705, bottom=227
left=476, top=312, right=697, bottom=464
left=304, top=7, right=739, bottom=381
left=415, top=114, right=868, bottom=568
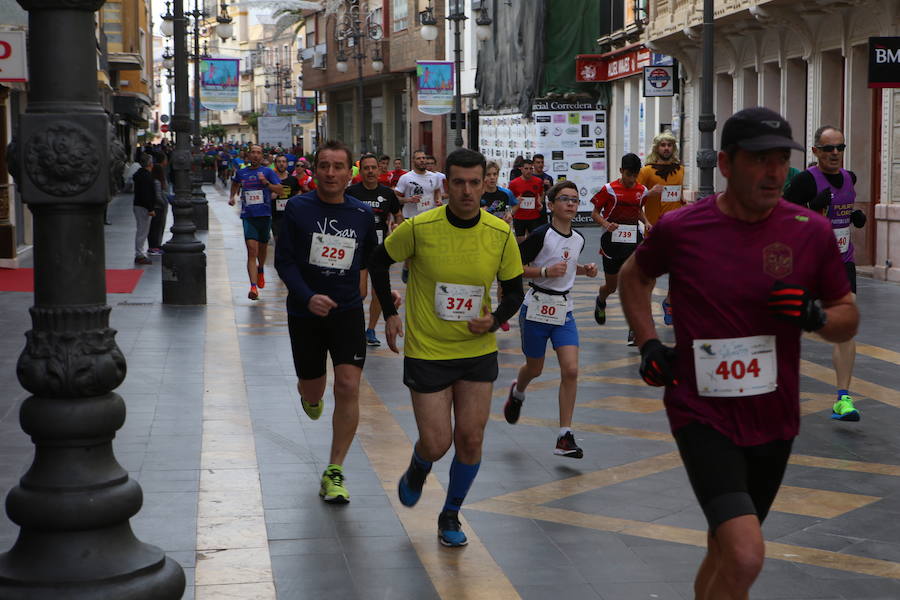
left=398, top=456, right=429, bottom=507
left=365, top=328, right=381, bottom=347
left=662, top=299, right=673, bottom=326
left=437, top=510, right=467, bottom=547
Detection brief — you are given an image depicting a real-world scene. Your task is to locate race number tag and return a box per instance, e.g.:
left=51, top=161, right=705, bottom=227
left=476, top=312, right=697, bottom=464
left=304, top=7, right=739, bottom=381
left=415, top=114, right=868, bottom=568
left=376, top=229, right=384, bottom=244
left=275, top=197, right=288, bottom=211
left=611, top=224, right=638, bottom=243
left=693, top=335, right=777, bottom=397
left=525, top=292, right=567, bottom=326
left=662, top=185, right=682, bottom=203
left=309, top=233, right=356, bottom=270
left=834, top=227, right=850, bottom=253
left=434, top=282, right=484, bottom=321
left=244, top=189, right=264, bottom=205
left=519, top=196, right=536, bottom=210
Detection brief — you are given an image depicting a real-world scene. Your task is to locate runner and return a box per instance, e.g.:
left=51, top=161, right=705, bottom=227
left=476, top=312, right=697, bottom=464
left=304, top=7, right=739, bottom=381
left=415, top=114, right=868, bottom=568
left=395, top=150, right=443, bottom=283
left=591, top=153, right=649, bottom=345
left=426, top=154, right=449, bottom=202
left=368, top=148, right=525, bottom=547
left=504, top=180, right=598, bottom=458
left=533, top=153, right=553, bottom=223
left=274, top=140, right=392, bottom=504
left=508, top=158, right=545, bottom=242
left=637, top=131, right=685, bottom=326
left=347, top=153, right=402, bottom=347
left=619, top=107, right=858, bottom=600
left=271, top=154, right=303, bottom=240
left=390, top=158, right=407, bottom=188
left=377, top=155, right=394, bottom=186
left=229, top=144, right=283, bottom=300
left=784, top=125, right=866, bottom=422
left=481, top=161, right=519, bottom=331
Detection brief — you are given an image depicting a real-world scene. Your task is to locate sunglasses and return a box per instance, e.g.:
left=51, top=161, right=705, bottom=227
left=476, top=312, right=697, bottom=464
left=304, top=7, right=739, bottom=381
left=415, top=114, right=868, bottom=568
left=816, top=144, right=846, bottom=153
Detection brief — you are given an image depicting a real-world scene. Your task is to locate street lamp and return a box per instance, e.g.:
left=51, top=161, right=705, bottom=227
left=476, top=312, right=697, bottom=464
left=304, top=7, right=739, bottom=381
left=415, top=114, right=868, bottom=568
left=159, top=0, right=208, bottom=304
left=162, top=45, right=174, bottom=70
left=421, top=0, right=492, bottom=148
left=696, top=0, right=716, bottom=197
left=333, top=0, right=385, bottom=154
left=160, top=0, right=175, bottom=37
left=217, top=0, right=233, bottom=41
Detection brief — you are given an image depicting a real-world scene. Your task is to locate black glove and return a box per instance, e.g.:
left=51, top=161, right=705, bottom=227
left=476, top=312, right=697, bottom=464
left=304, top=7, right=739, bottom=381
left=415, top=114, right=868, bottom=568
left=767, top=281, right=827, bottom=332
left=809, top=188, right=832, bottom=212
left=850, top=209, right=866, bottom=228
left=639, top=339, right=678, bottom=387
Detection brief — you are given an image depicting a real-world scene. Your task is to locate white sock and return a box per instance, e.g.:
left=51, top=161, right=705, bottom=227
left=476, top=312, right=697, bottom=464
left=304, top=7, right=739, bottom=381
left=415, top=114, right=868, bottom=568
left=511, top=381, right=525, bottom=400
left=559, top=427, right=572, bottom=437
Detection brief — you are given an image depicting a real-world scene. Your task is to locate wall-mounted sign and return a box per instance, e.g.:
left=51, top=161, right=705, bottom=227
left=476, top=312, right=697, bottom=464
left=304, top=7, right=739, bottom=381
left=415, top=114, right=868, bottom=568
left=0, top=30, right=27, bottom=83
left=576, top=46, right=651, bottom=83
left=643, top=66, right=676, bottom=97
left=869, top=37, right=900, bottom=88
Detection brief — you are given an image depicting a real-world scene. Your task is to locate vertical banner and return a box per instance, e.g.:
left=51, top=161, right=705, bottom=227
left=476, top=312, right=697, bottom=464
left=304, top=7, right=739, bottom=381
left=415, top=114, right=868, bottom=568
left=294, top=97, right=316, bottom=124
left=199, top=58, right=240, bottom=111
left=416, top=60, right=454, bottom=115
left=258, top=116, right=292, bottom=148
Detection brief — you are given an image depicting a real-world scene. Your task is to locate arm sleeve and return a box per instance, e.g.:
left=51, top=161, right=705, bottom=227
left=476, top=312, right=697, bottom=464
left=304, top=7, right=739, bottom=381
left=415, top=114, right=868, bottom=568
left=492, top=275, right=525, bottom=326
left=632, top=217, right=673, bottom=278
left=274, top=203, right=317, bottom=305
left=518, top=228, right=545, bottom=264
left=783, top=171, right=816, bottom=207
left=367, top=244, right=399, bottom=318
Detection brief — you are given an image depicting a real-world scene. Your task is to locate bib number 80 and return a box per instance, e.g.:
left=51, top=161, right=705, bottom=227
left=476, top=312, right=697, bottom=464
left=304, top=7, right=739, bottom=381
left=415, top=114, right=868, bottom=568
left=715, top=358, right=761, bottom=380
left=540, top=305, right=557, bottom=316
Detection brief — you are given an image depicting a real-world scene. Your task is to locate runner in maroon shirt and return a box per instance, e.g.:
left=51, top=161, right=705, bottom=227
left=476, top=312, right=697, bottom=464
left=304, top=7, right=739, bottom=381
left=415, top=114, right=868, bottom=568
left=619, top=107, right=859, bottom=600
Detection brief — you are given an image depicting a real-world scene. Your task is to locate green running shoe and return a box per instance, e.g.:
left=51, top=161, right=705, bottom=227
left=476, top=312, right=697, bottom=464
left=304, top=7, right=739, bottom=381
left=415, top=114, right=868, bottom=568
left=320, top=465, right=350, bottom=503
left=831, top=395, right=860, bottom=422
left=301, top=396, right=323, bottom=421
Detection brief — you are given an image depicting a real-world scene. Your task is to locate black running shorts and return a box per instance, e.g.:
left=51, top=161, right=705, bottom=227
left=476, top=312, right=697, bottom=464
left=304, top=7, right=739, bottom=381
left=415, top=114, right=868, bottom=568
left=599, top=229, right=643, bottom=275
left=845, top=261, right=857, bottom=295
left=674, top=422, right=793, bottom=534
left=288, top=307, right=366, bottom=380
left=513, top=218, right=542, bottom=238
left=403, top=352, right=499, bottom=394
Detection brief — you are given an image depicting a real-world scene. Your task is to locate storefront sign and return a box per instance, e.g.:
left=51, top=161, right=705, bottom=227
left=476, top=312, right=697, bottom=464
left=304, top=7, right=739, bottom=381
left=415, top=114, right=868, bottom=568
left=576, top=46, right=651, bottom=83
left=869, top=37, right=900, bottom=88
left=416, top=60, right=454, bottom=115
left=0, top=31, right=27, bottom=82
left=643, top=66, right=675, bottom=97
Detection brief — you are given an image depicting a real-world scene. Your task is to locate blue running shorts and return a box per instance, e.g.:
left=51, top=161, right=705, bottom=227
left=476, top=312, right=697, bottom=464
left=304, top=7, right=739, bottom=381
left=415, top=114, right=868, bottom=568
left=518, top=305, right=579, bottom=359
left=243, top=216, right=272, bottom=243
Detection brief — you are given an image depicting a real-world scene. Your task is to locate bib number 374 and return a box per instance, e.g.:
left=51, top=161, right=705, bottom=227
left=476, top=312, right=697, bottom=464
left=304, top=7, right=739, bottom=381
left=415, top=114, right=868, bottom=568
left=309, top=233, right=356, bottom=270
left=693, top=335, right=777, bottom=397
left=434, top=282, right=484, bottom=321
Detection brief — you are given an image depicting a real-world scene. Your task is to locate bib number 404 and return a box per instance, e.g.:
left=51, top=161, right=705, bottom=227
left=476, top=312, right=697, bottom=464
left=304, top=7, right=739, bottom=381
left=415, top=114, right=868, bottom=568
left=715, top=359, right=761, bottom=380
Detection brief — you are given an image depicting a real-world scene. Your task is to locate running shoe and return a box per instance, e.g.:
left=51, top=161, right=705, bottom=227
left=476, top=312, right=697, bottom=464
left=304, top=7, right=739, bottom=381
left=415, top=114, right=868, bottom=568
left=365, top=328, right=381, bottom=346
left=554, top=431, right=583, bottom=459
left=627, top=329, right=636, bottom=346
left=504, top=381, right=524, bottom=424
left=301, top=396, right=323, bottom=420
left=248, top=285, right=259, bottom=301
left=319, top=465, right=350, bottom=504
left=437, top=510, right=468, bottom=547
left=134, top=255, right=152, bottom=265
left=401, top=267, right=409, bottom=284
left=147, top=248, right=164, bottom=256
left=594, top=296, right=606, bottom=325
left=398, top=458, right=428, bottom=507
left=831, top=395, right=860, bottom=422
left=257, top=270, right=265, bottom=289
left=662, top=299, right=673, bottom=326
left=500, top=321, right=510, bottom=332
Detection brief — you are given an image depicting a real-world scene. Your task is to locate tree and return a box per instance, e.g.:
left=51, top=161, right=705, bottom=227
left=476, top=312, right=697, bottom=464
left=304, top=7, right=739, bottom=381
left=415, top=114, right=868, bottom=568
left=201, top=124, right=227, bottom=142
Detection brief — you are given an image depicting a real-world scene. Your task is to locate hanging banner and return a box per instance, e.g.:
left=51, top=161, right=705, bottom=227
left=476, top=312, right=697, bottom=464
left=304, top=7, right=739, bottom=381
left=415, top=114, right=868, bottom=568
left=416, top=60, right=454, bottom=115
left=200, top=58, right=239, bottom=111
left=294, top=97, right=316, bottom=124
left=258, top=116, right=292, bottom=148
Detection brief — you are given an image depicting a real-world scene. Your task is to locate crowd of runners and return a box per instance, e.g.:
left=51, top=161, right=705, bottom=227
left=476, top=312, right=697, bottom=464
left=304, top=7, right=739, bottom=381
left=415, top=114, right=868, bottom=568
left=220, top=105, right=862, bottom=597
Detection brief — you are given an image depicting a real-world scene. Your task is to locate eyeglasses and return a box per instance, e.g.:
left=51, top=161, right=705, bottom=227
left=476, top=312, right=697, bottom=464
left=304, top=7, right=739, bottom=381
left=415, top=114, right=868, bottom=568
left=816, top=144, right=846, bottom=153
left=554, top=196, right=580, bottom=204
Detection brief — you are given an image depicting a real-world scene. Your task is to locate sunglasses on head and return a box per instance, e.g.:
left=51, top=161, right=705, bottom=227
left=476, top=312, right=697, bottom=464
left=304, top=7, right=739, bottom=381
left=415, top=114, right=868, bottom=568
left=816, top=144, right=846, bottom=153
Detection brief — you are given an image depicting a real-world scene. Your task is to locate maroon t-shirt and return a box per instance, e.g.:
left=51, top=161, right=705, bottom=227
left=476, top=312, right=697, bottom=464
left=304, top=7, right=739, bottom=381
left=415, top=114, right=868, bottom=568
left=634, top=195, right=850, bottom=446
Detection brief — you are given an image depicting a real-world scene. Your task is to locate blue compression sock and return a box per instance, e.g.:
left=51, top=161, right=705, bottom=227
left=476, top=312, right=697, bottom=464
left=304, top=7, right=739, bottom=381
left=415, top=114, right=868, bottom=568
left=443, top=455, right=480, bottom=513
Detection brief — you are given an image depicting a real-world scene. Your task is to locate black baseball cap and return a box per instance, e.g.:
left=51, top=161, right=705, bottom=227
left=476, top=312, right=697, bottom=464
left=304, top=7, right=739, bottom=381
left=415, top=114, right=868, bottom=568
left=720, top=107, right=804, bottom=152
left=621, top=153, right=641, bottom=172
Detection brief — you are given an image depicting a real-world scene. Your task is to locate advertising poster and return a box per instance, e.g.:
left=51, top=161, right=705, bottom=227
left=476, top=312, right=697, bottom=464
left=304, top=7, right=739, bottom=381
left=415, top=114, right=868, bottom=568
left=416, top=61, right=454, bottom=115
left=294, top=97, right=316, bottom=124
left=199, top=58, right=239, bottom=111
left=258, top=116, right=292, bottom=148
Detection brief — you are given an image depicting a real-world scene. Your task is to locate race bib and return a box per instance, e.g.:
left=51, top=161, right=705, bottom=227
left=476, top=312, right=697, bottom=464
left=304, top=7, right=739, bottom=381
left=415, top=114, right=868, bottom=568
left=526, top=292, right=567, bottom=326
left=275, top=198, right=288, bottom=211
left=243, top=189, right=264, bottom=205
left=519, top=196, right=536, bottom=210
left=693, top=335, right=777, bottom=397
left=309, top=233, right=356, bottom=270
left=611, top=224, right=638, bottom=243
left=834, top=227, right=850, bottom=254
left=662, top=185, right=682, bottom=203
left=376, top=229, right=384, bottom=244
left=419, top=196, right=435, bottom=211
left=434, top=282, right=484, bottom=321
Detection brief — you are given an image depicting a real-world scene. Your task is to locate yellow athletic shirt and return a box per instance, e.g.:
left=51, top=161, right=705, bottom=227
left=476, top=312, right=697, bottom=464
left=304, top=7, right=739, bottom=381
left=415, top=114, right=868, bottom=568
left=638, top=163, right=686, bottom=225
left=385, top=206, right=523, bottom=360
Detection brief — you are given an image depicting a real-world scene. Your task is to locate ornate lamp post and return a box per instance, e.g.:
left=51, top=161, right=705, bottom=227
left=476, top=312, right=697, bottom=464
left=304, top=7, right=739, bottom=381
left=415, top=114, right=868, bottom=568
left=188, top=0, right=209, bottom=230
left=420, top=0, right=492, bottom=148
left=696, top=0, right=716, bottom=198
left=333, top=0, right=384, bottom=154
left=161, top=0, right=208, bottom=305
left=0, top=0, right=186, bottom=596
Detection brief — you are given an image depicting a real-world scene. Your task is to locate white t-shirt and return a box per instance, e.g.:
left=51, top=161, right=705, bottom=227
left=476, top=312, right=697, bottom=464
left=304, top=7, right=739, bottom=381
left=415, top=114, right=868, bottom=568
left=396, top=170, right=442, bottom=218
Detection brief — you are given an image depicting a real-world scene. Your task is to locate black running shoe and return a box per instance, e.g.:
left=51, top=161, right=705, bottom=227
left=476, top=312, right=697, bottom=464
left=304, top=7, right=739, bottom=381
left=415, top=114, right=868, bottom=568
left=627, top=329, right=636, bottom=346
left=398, top=455, right=429, bottom=507
left=504, top=381, right=524, bottom=424
left=554, top=431, right=583, bottom=459
left=594, top=297, right=607, bottom=325
left=437, top=510, right=468, bottom=547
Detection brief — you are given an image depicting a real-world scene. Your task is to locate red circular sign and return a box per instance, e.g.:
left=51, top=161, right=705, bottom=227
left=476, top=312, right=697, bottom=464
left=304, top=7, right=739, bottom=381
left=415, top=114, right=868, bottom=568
left=160, top=124, right=170, bottom=133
